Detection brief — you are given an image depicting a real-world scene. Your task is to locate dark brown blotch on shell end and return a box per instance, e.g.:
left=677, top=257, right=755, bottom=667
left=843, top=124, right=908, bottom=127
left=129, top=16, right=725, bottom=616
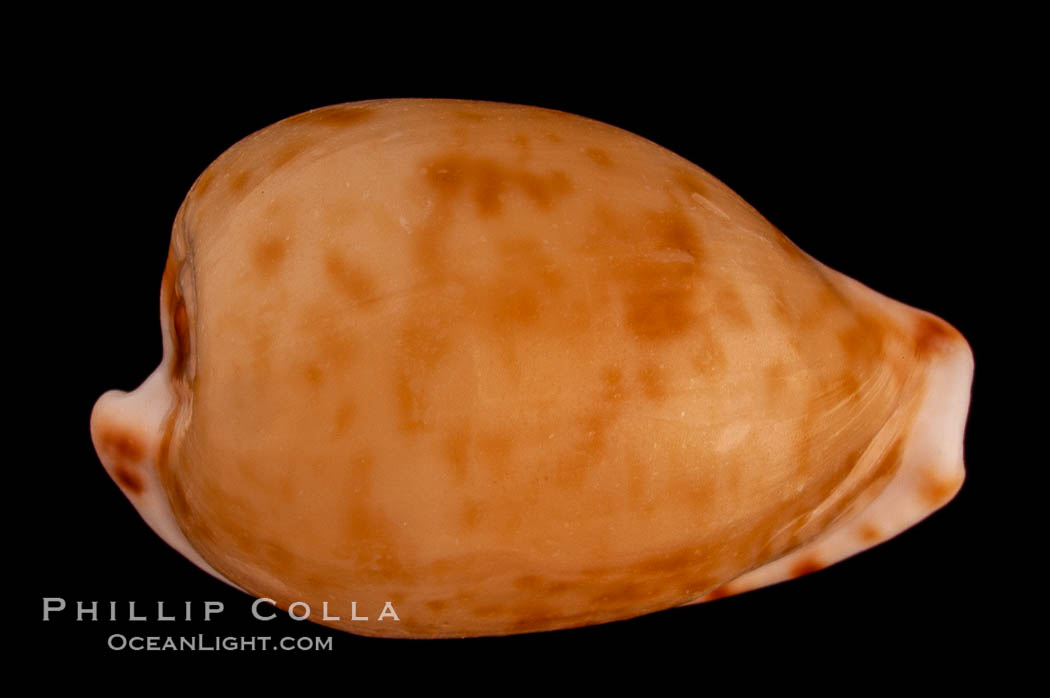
left=705, top=585, right=733, bottom=601
left=113, top=465, right=144, bottom=495
left=790, top=559, right=823, bottom=578
left=97, top=427, right=146, bottom=463
left=913, top=314, right=965, bottom=357
left=97, top=424, right=147, bottom=495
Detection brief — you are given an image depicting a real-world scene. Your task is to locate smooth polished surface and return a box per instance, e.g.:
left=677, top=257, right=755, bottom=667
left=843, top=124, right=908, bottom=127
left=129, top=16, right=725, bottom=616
left=91, top=99, right=973, bottom=638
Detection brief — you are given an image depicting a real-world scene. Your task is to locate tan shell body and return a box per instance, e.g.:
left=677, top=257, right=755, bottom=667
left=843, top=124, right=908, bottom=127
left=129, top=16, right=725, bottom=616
left=90, top=98, right=973, bottom=638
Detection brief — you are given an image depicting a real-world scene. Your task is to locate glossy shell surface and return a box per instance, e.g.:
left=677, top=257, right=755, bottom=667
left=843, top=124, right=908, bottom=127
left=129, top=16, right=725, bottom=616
left=91, top=99, right=973, bottom=638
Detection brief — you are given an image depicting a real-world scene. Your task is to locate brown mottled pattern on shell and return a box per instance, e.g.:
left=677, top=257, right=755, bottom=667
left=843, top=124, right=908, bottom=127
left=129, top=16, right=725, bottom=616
left=155, top=99, right=945, bottom=638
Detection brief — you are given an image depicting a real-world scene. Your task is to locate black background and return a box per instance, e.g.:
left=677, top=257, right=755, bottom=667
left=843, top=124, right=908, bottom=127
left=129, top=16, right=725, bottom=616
left=21, top=32, right=1010, bottom=673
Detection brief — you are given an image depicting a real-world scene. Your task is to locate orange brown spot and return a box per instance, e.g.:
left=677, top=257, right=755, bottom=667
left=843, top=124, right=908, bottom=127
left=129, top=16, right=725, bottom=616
left=625, top=285, right=695, bottom=341
left=586, top=147, right=615, bottom=168
left=859, top=523, right=882, bottom=542
left=324, top=249, right=377, bottom=303
left=592, top=206, right=704, bottom=343
left=230, top=170, right=253, bottom=194
left=837, top=315, right=885, bottom=360
left=920, top=469, right=964, bottom=506
left=332, top=401, right=356, bottom=435
left=489, top=286, right=540, bottom=326
left=302, top=363, right=323, bottom=387
left=424, top=154, right=573, bottom=218
left=511, top=134, right=530, bottom=153
left=253, top=238, right=287, bottom=276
